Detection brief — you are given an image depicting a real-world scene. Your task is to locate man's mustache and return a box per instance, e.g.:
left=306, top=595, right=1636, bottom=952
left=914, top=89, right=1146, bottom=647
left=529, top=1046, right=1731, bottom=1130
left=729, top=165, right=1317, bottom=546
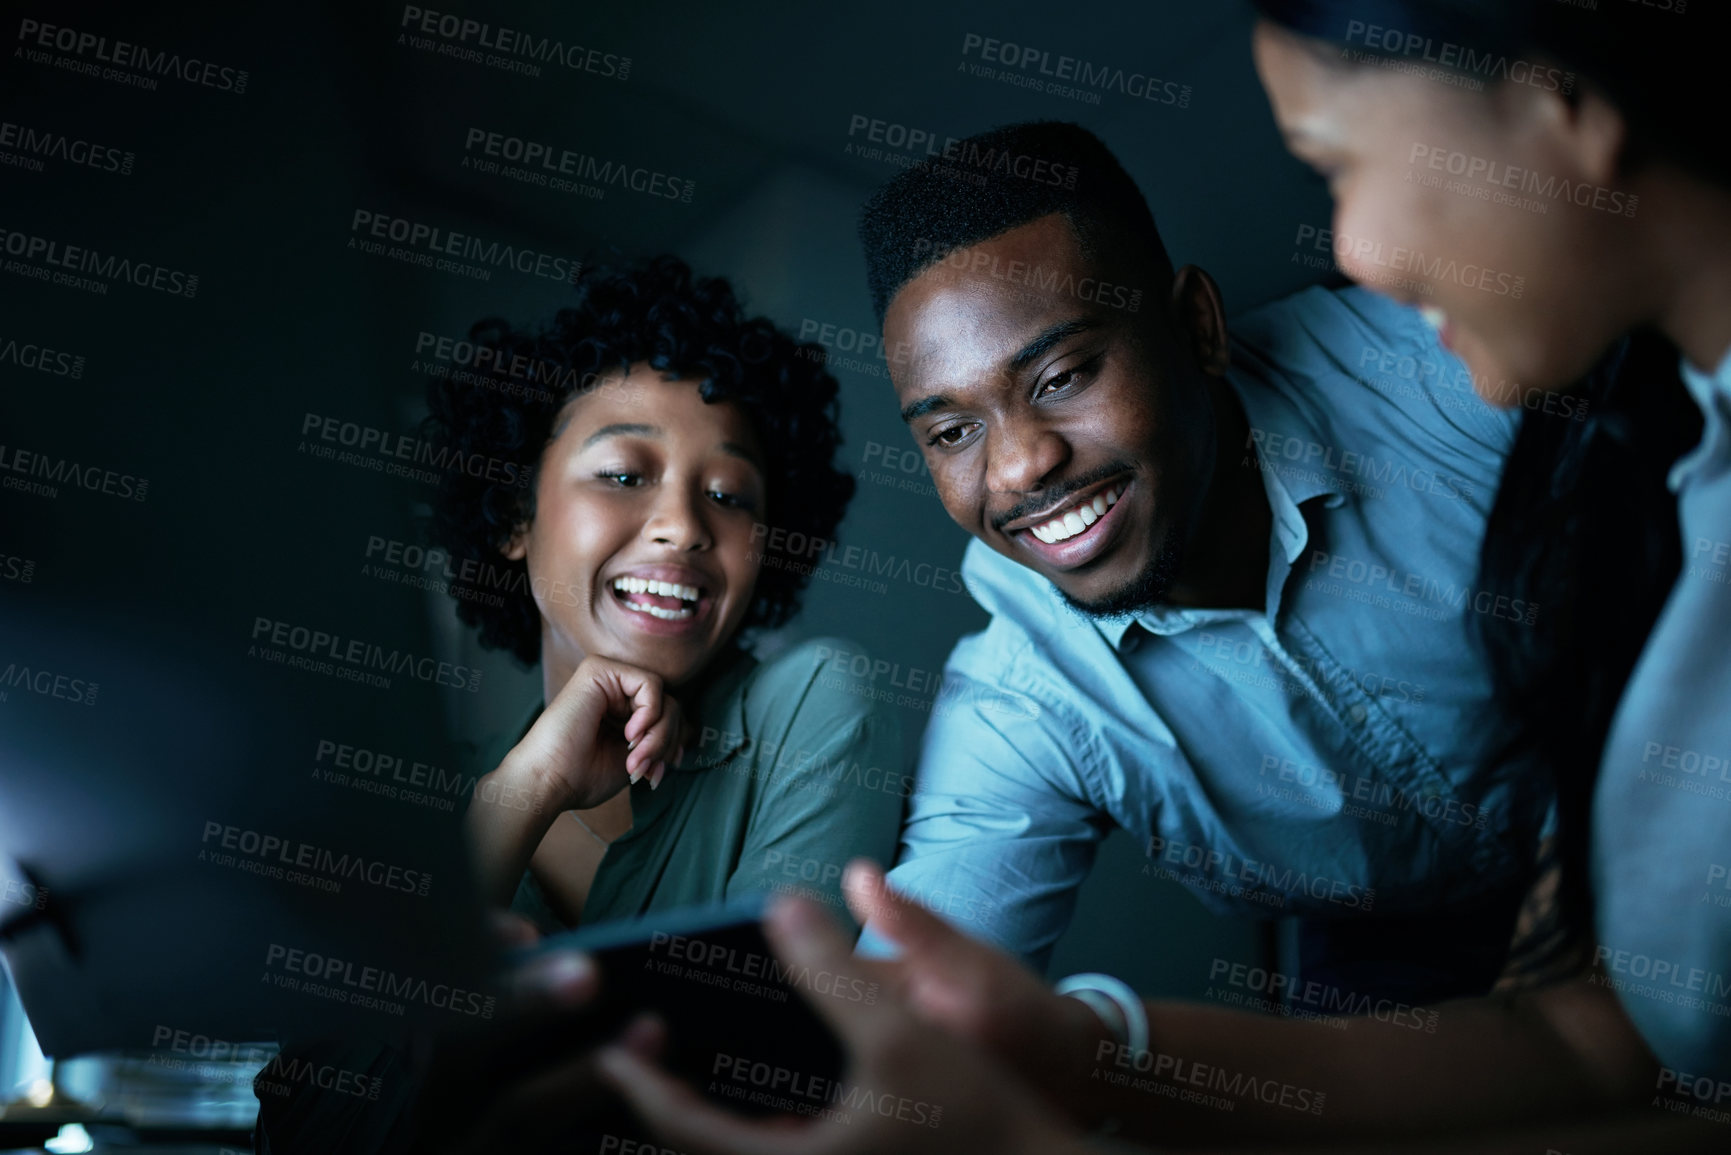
left=991, top=461, right=1135, bottom=532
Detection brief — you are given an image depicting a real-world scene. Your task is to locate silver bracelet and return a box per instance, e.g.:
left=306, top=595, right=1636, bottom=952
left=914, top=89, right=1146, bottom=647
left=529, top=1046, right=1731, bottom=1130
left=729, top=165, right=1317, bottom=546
left=1054, top=972, right=1150, bottom=1059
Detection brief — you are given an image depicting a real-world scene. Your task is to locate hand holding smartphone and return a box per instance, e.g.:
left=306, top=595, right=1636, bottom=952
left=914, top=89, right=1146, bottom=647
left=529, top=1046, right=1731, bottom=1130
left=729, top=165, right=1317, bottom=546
left=520, top=893, right=848, bottom=1115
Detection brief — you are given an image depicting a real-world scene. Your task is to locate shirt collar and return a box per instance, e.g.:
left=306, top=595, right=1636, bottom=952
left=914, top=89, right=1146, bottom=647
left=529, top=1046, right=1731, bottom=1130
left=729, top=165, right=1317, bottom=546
left=1671, top=346, right=1731, bottom=493
left=1093, top=612, right=1141, bottom=649
left=1232, top=368, right=1349, bottom=554
left=1100, top=371, right=1346, bottom=646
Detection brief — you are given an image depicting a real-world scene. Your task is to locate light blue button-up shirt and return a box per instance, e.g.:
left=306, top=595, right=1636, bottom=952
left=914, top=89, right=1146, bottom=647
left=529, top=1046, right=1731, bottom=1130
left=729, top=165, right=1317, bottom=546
left=883, top=285, right=1543, bottom=973
left=1592, top=347, right=1731, bottom=1079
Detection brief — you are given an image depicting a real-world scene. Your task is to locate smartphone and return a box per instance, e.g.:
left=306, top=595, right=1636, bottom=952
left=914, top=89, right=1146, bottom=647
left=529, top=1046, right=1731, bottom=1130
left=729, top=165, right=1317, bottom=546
left=523, top=893, right=851, bottom=1117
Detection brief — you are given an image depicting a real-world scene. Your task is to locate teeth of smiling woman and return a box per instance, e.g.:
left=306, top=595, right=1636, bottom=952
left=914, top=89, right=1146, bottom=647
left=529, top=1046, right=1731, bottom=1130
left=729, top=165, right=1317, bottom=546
left=611, top=577, right=701, bottom=602
left=1030, top=482, right=1125, bottom=545
left=622, top=602, right=693, bottom=621
left=619, top=606, right=692, bottom=623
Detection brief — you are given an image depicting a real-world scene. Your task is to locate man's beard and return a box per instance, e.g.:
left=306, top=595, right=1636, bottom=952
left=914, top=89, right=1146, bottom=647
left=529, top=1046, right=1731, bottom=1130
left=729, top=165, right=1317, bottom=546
left=1057, top=536, right=1186, bottom=619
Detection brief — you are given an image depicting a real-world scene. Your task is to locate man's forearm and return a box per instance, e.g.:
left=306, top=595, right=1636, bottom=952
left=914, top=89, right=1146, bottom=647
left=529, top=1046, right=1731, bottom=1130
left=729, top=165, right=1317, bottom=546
left=1061, top=976, right=1656, bottom=1146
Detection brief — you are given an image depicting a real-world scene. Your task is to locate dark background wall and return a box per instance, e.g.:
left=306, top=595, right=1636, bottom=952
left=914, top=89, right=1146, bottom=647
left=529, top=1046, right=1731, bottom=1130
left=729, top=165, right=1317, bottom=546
left=0, top=0, right=1342, bottom=1011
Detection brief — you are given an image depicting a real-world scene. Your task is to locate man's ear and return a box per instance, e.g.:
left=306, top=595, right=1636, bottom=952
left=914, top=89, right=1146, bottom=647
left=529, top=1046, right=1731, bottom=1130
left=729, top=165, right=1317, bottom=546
left=1170, top=265, right=1230, bottom=378
left=502, top=526, right=529, bottom=561
left=1502, top=68, right=1627, bottom=187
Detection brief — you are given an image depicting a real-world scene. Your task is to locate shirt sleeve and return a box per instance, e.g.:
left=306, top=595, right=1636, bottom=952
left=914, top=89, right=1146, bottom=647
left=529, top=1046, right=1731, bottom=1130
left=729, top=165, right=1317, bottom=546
left=1341, top=286, right=1524, bottom=464
left=1592, top=451, right=1731, bottom=1077
left=1234, top=284, right=1521, bottom=492
left=871, top=667, right=1107, bottom=975
left=723, top=643, right=906, bottom=931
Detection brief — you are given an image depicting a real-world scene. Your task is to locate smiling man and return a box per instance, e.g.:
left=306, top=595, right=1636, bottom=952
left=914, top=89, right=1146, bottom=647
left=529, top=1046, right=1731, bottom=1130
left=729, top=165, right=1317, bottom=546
left=856, top=121, right=1551, bottom=1002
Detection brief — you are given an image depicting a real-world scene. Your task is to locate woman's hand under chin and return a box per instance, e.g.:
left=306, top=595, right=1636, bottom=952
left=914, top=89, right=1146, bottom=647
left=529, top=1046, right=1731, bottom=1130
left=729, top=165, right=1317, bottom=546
left=508, top=654, right=688, bottom=811
left=468, top=655, right=686, bottom=905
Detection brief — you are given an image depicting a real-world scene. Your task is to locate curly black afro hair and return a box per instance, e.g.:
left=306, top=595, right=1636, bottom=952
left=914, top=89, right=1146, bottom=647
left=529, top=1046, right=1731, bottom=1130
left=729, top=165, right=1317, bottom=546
left=423, top=255, right=855, bottom=666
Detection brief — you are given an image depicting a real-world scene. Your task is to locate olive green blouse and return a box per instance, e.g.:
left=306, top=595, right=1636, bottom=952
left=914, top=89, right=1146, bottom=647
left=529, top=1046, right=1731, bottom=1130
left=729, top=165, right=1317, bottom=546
left=504, top=636, right=907, bottom=932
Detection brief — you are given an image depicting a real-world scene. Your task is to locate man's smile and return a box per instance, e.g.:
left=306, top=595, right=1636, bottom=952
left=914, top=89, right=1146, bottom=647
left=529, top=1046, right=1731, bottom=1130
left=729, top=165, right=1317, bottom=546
left=1019, top=477, right=1128, bottom=543
left=1006, top=477, right=1134, bottom=570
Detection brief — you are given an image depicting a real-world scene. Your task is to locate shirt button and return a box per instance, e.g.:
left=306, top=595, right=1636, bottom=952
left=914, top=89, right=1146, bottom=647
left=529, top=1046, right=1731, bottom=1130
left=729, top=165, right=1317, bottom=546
left=1347, top=703, right=1369, bottom=725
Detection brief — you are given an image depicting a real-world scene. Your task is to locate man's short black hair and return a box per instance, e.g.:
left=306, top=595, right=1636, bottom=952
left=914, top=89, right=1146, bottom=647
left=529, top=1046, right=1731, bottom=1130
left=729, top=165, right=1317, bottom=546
left=857, top=121, right=1174, bottom=324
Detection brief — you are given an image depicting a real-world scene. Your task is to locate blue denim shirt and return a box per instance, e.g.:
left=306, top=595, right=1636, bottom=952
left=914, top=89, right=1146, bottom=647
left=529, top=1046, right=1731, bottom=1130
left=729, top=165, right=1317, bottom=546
left=1592, top=347, right=1731, bottom=1079
left=881, top=286, right=1542, bottom=974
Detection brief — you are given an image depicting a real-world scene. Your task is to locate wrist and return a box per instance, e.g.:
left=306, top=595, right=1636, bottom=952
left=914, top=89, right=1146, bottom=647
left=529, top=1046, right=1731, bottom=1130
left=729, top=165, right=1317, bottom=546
left=487, top=747, right=561, bottom=812
left=1052, top=974, right=1149, bottom=1133
left=1040, top=987, right=1116, bottom=1129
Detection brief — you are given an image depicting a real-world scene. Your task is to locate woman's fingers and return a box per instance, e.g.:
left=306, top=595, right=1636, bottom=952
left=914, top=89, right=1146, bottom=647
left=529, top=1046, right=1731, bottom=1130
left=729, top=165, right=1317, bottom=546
left=841, top=860, right=915, bottom=935
left=609, top=663, right=660, bottom=748
left=635, top=698, right=682, bottom=787
left=843, top=860, right=981, bottom=975
left=509, top=949, right=599, bottom=1010
left=514, top=655, right=686, bottom=804
left=841, top=860, right=1054, bottom=1050
left=488, top=909, right=542, bottom=950
left=615, top=1012, right=667, bottom=1059
left=761, top=896, right=896, bottom=1044
left=623, top=685, right=682, bottom=786
left=587, top=658, right=680, bottom=783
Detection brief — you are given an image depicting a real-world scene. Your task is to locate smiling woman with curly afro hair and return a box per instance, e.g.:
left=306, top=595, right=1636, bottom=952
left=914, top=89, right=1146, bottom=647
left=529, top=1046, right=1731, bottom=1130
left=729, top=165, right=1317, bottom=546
left=423, top=254, right=856, bottom=667
left=258, top=255, right=904, bottom=1155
